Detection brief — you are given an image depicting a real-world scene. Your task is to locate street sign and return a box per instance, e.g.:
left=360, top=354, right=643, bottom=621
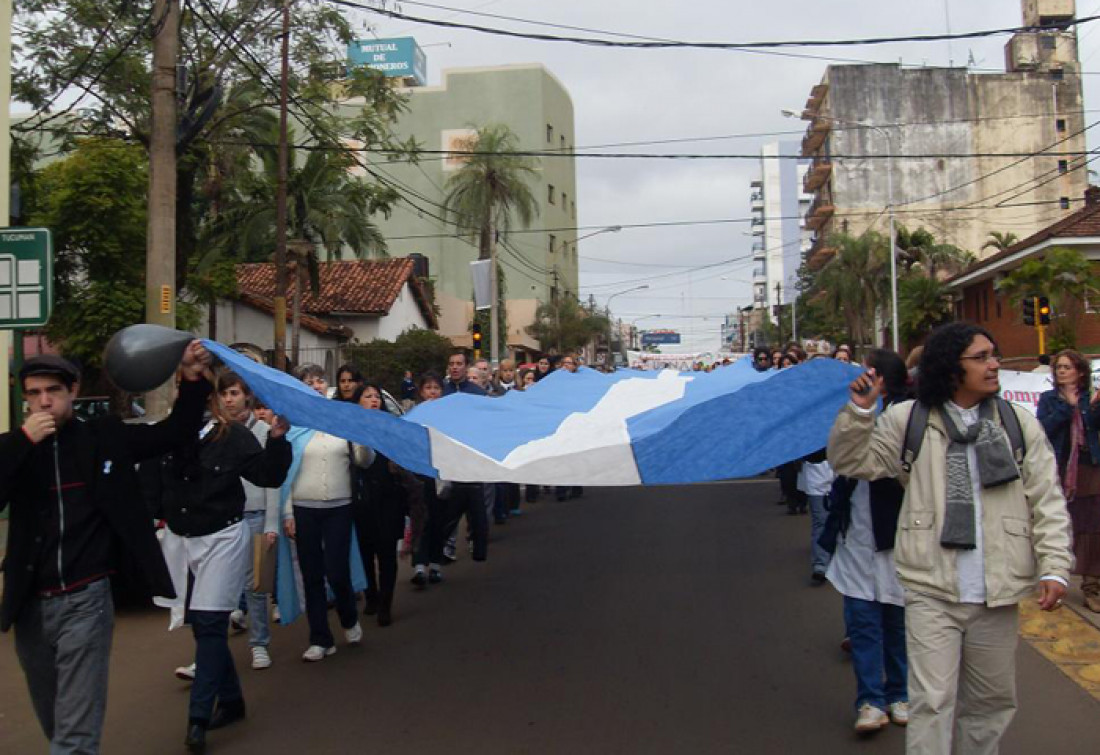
left=0, top=228, right=53, bottom=328
left=641, top=330, right=681, bottom=346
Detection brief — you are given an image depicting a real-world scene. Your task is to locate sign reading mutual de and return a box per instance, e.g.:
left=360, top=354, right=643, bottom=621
left=0, top=228, right=53, bottom=329
left=348, top=37, right=427, bottom=86
left=641, top=330, right=682, bottom=346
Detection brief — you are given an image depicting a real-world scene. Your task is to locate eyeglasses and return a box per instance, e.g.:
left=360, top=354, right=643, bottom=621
left=960, top=350, right=1002, bottom=364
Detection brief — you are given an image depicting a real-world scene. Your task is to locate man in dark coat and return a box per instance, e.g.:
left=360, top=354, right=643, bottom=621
left=0, top=343, right=212, bottom=754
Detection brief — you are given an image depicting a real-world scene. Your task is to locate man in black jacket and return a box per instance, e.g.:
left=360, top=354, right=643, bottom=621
left=0, top=343, right=212, bottom=754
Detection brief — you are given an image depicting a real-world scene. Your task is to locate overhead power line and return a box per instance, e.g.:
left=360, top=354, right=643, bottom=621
left=331, top=0, right=1100, bottom=50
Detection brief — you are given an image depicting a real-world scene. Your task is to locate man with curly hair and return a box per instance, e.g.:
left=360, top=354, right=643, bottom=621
left=827, top=322, right=1071, bottom=753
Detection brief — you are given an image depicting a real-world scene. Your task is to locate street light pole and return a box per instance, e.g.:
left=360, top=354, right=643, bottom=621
left=604, top=284, right=649, bottom=365
left=782, top=109, right=899, bottom=351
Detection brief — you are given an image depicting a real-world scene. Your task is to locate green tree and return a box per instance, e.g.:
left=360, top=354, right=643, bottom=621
left=526, top=297, right=610, bottom=354
left=898, top=276, right=954, bottom=345
left=895, top=225, right=974, bottom=279
left=443, top=124, right=539, bottom=355
left=982, top=231, right=1020, bottom=254
left=341, top=327, right=456, bottom=397
left=810, top=231, right=890, bottom=346
left=27, top=138, right=198, bottom=407
left=995, top=247, right=1100, bottom=350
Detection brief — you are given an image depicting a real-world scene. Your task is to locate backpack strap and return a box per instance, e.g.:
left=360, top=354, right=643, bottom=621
left=994, top=396, right=1027, bottom=466
left=900, top=400, right=930, bottom=474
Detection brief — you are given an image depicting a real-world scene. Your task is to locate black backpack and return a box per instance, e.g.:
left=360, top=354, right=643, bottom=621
left=900, top=398, right=1026, bottom=473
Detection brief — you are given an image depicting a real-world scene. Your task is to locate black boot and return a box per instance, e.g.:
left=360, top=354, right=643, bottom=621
left=185, top=722, right=207, bottom=753
left=377, top=595, right=393, bottom=627
left=208, top=698, right=246, bottom=730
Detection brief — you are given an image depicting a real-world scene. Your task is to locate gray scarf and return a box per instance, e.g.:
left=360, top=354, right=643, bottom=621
left=938, top=400, right=1021, bottom=549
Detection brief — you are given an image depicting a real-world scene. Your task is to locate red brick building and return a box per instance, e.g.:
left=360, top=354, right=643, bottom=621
left=946, top=188, right=1100, bottom=362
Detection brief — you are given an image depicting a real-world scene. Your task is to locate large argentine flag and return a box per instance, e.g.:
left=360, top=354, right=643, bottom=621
left=204, top=341, right=861, bottom=485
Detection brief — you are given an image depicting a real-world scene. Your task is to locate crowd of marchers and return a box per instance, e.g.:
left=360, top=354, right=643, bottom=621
left=0, top=321, right=1090, bottom=755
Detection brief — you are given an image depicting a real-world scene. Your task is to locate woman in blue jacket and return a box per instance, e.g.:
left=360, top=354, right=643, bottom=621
left=1037, top=349, right=1100, bottom=612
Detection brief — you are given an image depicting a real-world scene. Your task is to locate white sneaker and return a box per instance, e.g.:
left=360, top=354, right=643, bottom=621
left=302, top=645, right=336, bottom=662
left=272, top=605, right=281, bottom=623
left=174, top=662, right=196, bottom=682
left=345, top=622, right=363, bottom=645
left=229, top=609, right=247, bottom=634
left=855, top=703, right=889, bottom=733
left=251, top=646, right=272, bottom=670
left=888, top=701, right=910, bottom=726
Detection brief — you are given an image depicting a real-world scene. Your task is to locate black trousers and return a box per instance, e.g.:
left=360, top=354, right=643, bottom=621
left=446, top=483, right=488, bottom=561
left=352, top=499, right=399, bottom=610
left=189, top=610, right=242, bottom=724
left=415, top=493, right=450, bottom=568
left=293, top=504, right=358, bottom=648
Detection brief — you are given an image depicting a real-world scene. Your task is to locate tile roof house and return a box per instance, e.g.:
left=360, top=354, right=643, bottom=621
left=944, top=187, right=1100, bottom=359
left=201, top=257, right=438, bottom=359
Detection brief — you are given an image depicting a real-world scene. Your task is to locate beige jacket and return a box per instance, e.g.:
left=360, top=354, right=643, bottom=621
left=827, top=399, right=1072, bottom=607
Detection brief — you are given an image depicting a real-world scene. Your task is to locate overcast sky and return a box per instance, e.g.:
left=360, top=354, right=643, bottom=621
left=236, top=1, right=1100, bottom=351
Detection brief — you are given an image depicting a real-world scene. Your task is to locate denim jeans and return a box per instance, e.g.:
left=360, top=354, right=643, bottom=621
left=293, top=504, right=358, bottom=648
left=15, top=578, right=114, bottom=755
left=189, top=610, right=243, bottom=724
left=807, top=495, right=832, bottom=575
left=241, top=510, right=271, bottom=647
left=843, top=596, right=907, bottom=711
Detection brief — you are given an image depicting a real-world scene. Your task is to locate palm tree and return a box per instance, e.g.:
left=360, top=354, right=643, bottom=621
left=206, top=125, right=392, bottom=360
left=899, top=276, right=954, bottom=344
left=525, top=296, right=609, bottom=354
left=895, top=225, right=975, bottom=279
left=443, top=124, right=539, bottom=360
left=982, top=231, right=1020, bottom=254
left=812, top=231, right=890, bottom=346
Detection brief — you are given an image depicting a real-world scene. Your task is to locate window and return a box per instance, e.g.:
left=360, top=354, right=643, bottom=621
left=560, top=135, right=566, bottom=150
left=1057, top=118, right=1067, bottom=133
left=562, top=191, right=568, bottom=208
left=1058, top=159, right=1069, bottom=174
left=1051, top=68, right=1065, bottom=81
left=1041, top=36, right=1057, bottom=51
left=548, top=184, right=555, bottom=204
left=572, top=201, right=577, bottom=219
left=1061, top=196, right=1071, bottom=209
left=546, top=124, right=554, bottom=143
left=549, top=234, right=557, bottom=253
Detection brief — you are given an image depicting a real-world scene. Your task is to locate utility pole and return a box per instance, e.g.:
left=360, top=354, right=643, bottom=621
left=273, top=0, right=290, bottom=371
left=489, top=226, right=500, bottom=365
left=145, top=0, right=180, bottom=417
left=1, top=0, right=12, bottom=431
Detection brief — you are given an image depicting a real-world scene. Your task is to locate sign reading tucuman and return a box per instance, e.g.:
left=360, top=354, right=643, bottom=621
left=0, top=228, right=53, bottom=328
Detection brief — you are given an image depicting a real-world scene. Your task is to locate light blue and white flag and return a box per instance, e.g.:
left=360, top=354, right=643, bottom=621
left=203, top=341, right=861, bottom=485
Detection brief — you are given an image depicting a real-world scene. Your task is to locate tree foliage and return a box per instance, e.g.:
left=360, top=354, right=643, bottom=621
left=526, top=298, right=610, bottom=354
left=442, top=123, right=540, bottom=261
left=27, top=138, right=199, bottom=388
left=982, top=231, right=1020, bottom=253
left=341, top=327, right=456, bottom=397
left=996, top=247, right=1100, bottom=350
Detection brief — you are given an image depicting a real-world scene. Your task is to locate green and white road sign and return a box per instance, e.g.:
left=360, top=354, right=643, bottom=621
left=0, top=228, right=53, bottom=328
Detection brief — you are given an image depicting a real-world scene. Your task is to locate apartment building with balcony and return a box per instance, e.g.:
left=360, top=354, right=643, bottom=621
left=798, top=0, right=1087, bottom=271
left=749, top=143, right=812, bottom=323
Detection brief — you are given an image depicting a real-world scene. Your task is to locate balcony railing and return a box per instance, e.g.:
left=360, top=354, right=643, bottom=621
left=805, top=237, right=838, bottom=270
left=803, top=83, right=828, bottom=117
left=803, top=158, right=832, bottom=193
left=800, top=117, right=832, bottom=157
left=805, top=196, right=835, bottom=232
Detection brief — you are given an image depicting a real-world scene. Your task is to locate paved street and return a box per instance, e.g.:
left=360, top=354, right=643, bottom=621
left=2, top=479, right=1100, bottom=754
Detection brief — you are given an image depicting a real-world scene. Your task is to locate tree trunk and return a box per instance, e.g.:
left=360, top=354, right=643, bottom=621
left=292, top=264, right=302, bottom=366
left=144, top=0, right=179, bottom=418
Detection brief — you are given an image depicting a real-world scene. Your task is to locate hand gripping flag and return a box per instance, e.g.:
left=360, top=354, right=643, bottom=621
left=204, top=341, right=862, bottom=485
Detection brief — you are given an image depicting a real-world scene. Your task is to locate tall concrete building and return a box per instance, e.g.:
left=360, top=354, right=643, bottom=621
left=342, top=46, right=577, bottom=358
left=798, top=0, right=1087, bottom=270
left=749, top=143, right=812, bottom=323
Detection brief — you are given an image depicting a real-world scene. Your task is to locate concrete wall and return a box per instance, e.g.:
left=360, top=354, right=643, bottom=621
left=341, top=64, right=577, bottom=353
left=814, top=61, right=1086, bottom=258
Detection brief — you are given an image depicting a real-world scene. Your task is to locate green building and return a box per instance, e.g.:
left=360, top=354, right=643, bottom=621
left=340, top=60, right=578, bottom=358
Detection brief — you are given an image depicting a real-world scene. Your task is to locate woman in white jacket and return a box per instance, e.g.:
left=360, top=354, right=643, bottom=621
left=284, top=364, right=374, bottom=662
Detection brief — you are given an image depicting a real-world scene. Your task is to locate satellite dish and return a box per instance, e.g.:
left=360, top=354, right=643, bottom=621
left=104, top=324, right=195, bottom=393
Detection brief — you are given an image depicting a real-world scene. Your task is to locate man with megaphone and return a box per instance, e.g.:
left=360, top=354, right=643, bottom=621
left=0, top=340, right=213, bottom=754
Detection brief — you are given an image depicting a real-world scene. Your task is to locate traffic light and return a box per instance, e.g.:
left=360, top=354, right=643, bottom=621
left=1038, top=296, right=1052, bottom=326
left=472, top=322, right=483, bottom=354
left=1023, top=297, right=1036, bottom=327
